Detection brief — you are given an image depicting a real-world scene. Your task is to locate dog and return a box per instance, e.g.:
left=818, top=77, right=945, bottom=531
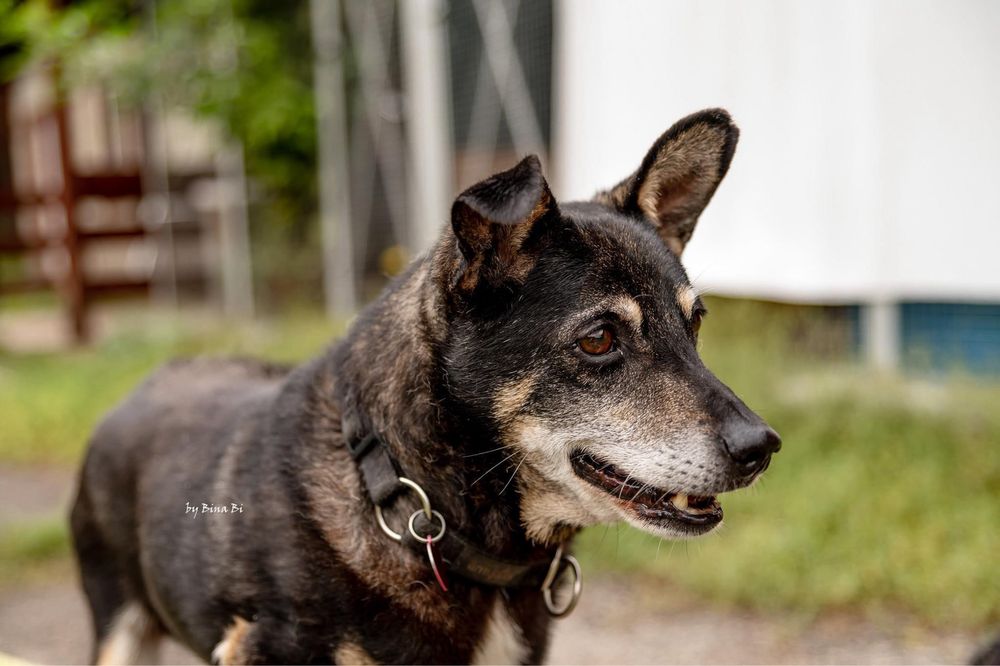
left=70, top=108, right=780, bottom=665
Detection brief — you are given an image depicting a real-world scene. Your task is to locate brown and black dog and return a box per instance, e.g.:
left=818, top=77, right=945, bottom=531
left=71, top=108, right=780, bottom=664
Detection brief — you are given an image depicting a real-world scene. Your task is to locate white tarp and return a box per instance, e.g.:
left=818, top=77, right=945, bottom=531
left=554, top=0, right=1000, bottom=303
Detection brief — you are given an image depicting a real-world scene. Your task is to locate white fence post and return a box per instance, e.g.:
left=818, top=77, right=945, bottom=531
left=310, top=0, right=357, bottom=317
left=400, top=0, right=454, bottom=255
left=863, top=300, right=900, bottom=371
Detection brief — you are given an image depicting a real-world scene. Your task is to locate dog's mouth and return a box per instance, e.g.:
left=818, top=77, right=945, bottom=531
left=571, top=452, right=723, bottom=532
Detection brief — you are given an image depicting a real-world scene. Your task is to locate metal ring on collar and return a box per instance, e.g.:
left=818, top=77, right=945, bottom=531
left=407, top=509, right=446, bottom=543
left=541, top=545, right=583, bottom=618
left=374, top=477, right=433, bottom=541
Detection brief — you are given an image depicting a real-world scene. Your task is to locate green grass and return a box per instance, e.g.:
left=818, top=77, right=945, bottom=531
left=0, top=299, right=998, bottom=628
left=0, top=517, right=71, bottom=582
left=0, top=309, right=343, bottom=464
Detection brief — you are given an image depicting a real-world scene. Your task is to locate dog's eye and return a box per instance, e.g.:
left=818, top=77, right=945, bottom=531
left=691, top=308, right=706, bottom=336
left=578, top=327, right=615, bottom=356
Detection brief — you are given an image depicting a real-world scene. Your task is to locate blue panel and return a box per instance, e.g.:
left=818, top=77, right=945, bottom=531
left=901, top=302, right=1000, bottom=375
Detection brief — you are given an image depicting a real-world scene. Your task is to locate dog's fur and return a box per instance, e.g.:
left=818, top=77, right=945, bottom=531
left=71, top=109, right=779, bottom=664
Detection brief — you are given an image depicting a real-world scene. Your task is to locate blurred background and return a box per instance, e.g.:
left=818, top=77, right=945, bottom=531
left=0, top=0, right=998, bottom=663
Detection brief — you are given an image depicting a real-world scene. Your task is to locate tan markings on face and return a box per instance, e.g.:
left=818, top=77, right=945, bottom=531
left=334, top=641, right=379, bottom=665
left=676, top=285, right=698, bottom=319
left=519, top=481, right=591, bottom=544
left=211, top=617, right=251, bottom=666
left=612, top=295, right=643, bottom=331
left=493, top=374, right=538, bottom=424
left=507, top=418, right=618, bottom=542
left=605, top=372, right=704, bottom=436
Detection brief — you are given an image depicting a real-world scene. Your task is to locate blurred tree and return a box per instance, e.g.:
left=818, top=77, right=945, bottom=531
left=0, top=0, right=322, bottom=308
left=0, top=0, right=31, bottom=81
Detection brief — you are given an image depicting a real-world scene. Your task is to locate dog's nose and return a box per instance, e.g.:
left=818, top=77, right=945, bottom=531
left=720, top=419, right=781, bottom=475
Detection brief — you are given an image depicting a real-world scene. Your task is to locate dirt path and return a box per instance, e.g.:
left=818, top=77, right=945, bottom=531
left=0, top=465, right=990, bottom=664
left=0, top=463, right=76, bottom=529
left=0, top=574, right=986, bottom=665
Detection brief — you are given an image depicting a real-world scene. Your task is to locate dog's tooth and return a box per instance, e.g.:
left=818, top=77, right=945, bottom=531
left=671, top=493, right=688, bottom=510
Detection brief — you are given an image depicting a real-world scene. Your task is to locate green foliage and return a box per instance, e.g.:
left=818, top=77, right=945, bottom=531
left=1, top=1, right=138, bottom=85
left=144, top=0, right=318, bottom=235
left=0, top=0, right=34, bottom=80
left=0, top=0, right=320, bottom=305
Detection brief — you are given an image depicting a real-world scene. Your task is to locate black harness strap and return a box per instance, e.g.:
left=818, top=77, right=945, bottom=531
left=346, top=432, right=403, bottom=506
left=344, top=418, right=553, bottom=589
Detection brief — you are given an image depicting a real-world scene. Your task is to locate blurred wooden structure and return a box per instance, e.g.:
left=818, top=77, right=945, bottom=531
left=0, top=75, right=145, bottom=342
left=0, top=66, right=249, bottom=344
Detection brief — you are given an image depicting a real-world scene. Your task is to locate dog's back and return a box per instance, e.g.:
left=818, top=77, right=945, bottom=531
left=70, top=357, right=290, bottom=663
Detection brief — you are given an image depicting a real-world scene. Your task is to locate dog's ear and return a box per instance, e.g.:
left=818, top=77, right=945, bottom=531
left=450, top=155, right=557, bottom=292
left=596, top=109, right=739, bottom=255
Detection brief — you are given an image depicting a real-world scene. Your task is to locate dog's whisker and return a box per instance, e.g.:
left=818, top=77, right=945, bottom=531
left=463, top=444, right=512, bottom=458
left=616, top=473, right=634, bottom=499
left=499, top=454, right=527, bottom=495
left=468, top=451, right=520, bottom=488
left=599, top=523, right=611, bottom=545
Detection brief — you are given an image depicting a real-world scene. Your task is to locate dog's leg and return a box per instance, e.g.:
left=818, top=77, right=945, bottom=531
left=332, top=640, right=379, bottom=665
left=211, top=617, right=293, bottom=665
left=95, top=601, right=161, bottom=665
left=72, top=481, right=161, bottom=665
left=211, top=617, right=252, bottom=665
left=212, top=617, right=378, bottom=665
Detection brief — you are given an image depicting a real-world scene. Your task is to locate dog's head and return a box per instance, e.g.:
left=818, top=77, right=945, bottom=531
left=435, top=109, right=780, bottom=542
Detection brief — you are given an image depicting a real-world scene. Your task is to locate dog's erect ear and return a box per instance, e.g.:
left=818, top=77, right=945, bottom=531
left=450, top=155, right=557, bottom=292
left=596, top=109, right=739, bottom=255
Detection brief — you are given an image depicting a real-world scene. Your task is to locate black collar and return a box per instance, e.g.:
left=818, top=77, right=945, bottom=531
left=344, top=424, right=558, bottom=589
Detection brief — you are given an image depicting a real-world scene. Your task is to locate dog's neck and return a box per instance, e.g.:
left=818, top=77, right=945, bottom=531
left=330, top=251, right=543, bottom=559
